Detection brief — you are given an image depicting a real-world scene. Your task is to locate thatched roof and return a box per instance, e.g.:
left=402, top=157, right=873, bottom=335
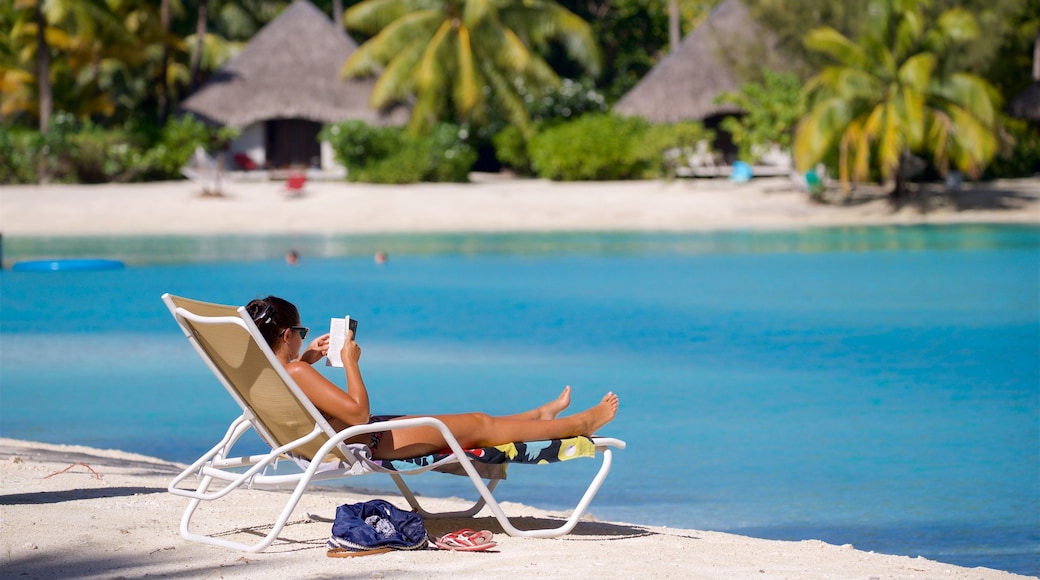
left=1009, top=82, right=1040, bottom=121
left=613, top=0, right=783, bottom=123
left=179, top=0, right=406, bottom=127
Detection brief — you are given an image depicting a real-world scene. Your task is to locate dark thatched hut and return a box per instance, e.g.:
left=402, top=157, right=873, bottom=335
left=614, top=0, right=784, bottom=123
left=179, top=0, right=406, bottom=171
left=613, top=0, right=786, bottom=152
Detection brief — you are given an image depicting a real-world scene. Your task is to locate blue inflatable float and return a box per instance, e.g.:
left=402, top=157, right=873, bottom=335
left=12, top=259, right=125, bottom=272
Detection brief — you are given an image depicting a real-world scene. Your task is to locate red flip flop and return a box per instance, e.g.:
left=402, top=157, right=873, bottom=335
left=433, top=529, right=496, bottom=552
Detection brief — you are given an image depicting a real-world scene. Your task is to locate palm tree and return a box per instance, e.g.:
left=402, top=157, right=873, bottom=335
left=4, top=0, right=130, bottom=130
left=793, top=0, right=1002, bottom=199
left=343, top=0, right=601, bottom=134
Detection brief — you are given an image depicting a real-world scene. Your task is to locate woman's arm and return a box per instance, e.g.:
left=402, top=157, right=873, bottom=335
left=287, top=330, right=370, bottom=426
left=297, top=333, right=330, bottom=365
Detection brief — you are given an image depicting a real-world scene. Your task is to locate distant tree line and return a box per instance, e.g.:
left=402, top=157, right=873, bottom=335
left=1, top=0, right=1036, bottom=189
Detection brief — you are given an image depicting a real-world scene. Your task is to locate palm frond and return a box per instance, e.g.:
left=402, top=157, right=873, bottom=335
left=804, top=27, right=869, bottom=69
left=875, top=101, right=904, bottom=180
left=345, top=0, right=435, bottom=34
left=892, top=8, right=924, bottom=60
left=462, top=0, right=494, bottom=28
left=931, top=7, right=979, bottom=46
left=793, top=96, right=850, bottom=170
left=897, top=52, right=934, bottom=94
left=343, top=9, right=441, bottom=77
left=415, top=19, right=452, bottom=93
left=899, top=84, right=926, bottom=149
left=932, top=72, right=1000, bottom=127
left=369, top=39, right=424, bottom=107
left=482, top=61, right=530, bottom=134
left=454, top=24, right=480, bottom=115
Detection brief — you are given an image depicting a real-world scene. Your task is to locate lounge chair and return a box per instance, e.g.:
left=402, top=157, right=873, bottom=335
left=180, top=147, right=223, bottom=195
left=161, top=293, right=625, bottom=552
left=283, top=173, right=306, bottom=197
left=232, top=152, right=259, bottom=171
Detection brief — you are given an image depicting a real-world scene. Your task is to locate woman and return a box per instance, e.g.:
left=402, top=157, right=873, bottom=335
left=246, top=296, right=619, bottom=460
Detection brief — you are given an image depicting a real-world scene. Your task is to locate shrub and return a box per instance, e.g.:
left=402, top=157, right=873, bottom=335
left=527, top=113, right=713, bottom=181
left=984, top=118, right=1040, bottom=179
left=492, top=125, right=531, bottom=175
left=0, top=125, right=38, bottom=184
left=320, top=122, right=476, bottom=183
left=528, top=113, right=651, bottom=180
left=490, top=78, right=609, bottom=174
left=714, top=70, right=803, bottom=163
left=644, top=121, right=717, bottom=178
left=140, top=115, right=214, bottom=179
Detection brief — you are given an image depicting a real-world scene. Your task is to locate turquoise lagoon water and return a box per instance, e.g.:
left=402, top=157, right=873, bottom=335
left=1, top=226, right=1037, bottom=575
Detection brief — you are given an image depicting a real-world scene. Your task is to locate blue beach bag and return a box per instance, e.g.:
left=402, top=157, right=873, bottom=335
left=327, top=499, right=429, bottom=554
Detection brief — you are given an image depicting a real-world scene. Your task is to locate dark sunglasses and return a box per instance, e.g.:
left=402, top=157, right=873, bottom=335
left=289, top=326, right=309, bottom=340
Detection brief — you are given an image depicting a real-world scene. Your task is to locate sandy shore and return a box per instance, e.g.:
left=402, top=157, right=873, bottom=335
left=1, top=175, right=1037, bottom=237
left=1, top=438, right=1032, bottom=579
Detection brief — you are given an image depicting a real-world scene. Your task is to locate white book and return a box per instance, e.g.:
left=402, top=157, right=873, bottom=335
left=325, top=316, right=355, bottom=367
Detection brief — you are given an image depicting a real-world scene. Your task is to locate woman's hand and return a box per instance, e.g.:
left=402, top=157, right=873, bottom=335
left=299, top=333, right=330, bottom=365
left=340, top=330, right=361, bottom=366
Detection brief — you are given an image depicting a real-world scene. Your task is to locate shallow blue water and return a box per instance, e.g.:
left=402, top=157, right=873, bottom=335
left=2, top=226, right=1037, bottom=575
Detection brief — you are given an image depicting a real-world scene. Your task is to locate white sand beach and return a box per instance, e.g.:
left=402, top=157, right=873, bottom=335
left=1, top=177, right=1038, bottom=578
left=1, top=437, right=1033, bottom=579
left=1, top=175, right=1038, bottom=237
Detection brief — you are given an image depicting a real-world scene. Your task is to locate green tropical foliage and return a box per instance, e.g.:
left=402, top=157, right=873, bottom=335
left=320, top=120, right=476, bottom=182
left=793, top=0, right=1003, bottom=197
left=527, top=113, right=712, bottom=180
left=0, top=0, right=1033, bottom=185
left=555, top=0, right=723, bottom=102
left=715, top=70, right=803, bottom=163
left=342, top=0, right=601, bottom=134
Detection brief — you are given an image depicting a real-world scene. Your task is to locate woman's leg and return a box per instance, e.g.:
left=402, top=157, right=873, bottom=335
left=502, top=385, right=571, bottom=421
left=373, top=392, right=618, bottom=460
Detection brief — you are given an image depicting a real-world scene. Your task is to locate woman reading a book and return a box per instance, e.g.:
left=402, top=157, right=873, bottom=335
left=246, top=296, right=619, bottom=460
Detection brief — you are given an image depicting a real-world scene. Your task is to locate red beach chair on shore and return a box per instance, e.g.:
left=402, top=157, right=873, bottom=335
left=283, top=173, right=306, bottom=197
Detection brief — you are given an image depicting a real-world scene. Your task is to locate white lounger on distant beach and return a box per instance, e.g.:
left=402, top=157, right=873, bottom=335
left=162, top=293, right=625, bottom=552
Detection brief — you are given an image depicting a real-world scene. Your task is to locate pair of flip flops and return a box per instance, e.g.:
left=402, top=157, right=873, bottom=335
left=432, top=529, right=496, bottom=552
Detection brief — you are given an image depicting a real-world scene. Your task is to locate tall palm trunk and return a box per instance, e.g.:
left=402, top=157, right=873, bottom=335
left=333, top=0, right=343, bottom=32
left=34, top=1, right=51, bottom=134
left=190, top=0, right=209, bottom=93
left=892, top=149, right=910, bottom=200
left=668, top=0, right=680, bottom=53
left=158, top=0, right=171, bottom=125
left=1032, top=32, right=1039, bottom=81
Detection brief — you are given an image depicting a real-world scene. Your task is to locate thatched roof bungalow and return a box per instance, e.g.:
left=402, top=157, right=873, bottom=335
left=179, top=0, right=406, bottom=171
left=613, top=0, right=784, bottom=125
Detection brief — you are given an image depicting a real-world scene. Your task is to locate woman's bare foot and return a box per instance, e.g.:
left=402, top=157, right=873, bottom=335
left=577, top=392, right=619, bottom=436
left=532, top=385, right=571, bottom=420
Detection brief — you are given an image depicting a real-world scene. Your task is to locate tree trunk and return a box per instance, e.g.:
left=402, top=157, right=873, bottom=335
left=190, top=0, right=209, bottom=93
left=333, top=0, right=343, bottom=33
left=34, top=1, right=51, bottom=134
left=668, top=0, right=680, bottom=53
left=891, top=151, right=909, bottom=200
left=158, top=0, right=170, bottom=125
left=1032, top=32, right=1038, bottom=81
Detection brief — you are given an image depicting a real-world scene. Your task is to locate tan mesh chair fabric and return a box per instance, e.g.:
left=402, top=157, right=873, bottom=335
left=166, top=295, right=341, bottom=461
